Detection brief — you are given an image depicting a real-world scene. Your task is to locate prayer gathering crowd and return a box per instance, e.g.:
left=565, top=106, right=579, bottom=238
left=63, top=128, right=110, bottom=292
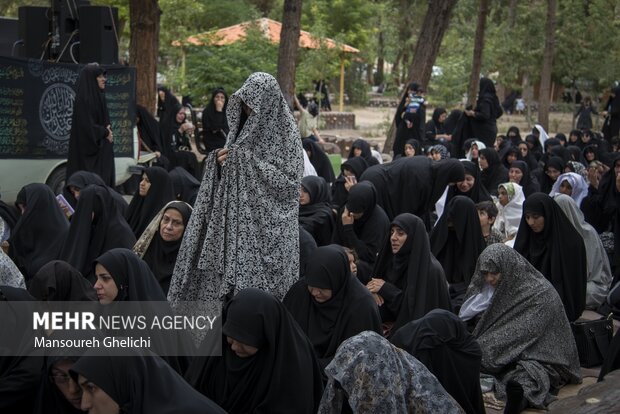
left=1, top=66, right=620, bottom=414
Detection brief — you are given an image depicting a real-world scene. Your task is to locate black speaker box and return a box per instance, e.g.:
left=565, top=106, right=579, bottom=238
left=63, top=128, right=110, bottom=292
left=78, top=6, right=119, bottom=65
left=17, top=6, right=51, bottom=59
left=50, top=0, right=90, bottom=62
left=0, top=17, right=19, bottom=57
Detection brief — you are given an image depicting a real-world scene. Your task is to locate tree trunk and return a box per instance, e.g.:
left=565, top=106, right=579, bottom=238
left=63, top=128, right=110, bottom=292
left=467, top=0, right=490, bottom=107
left=276, top=0, right=303, bottom=108
left=376, top=31, right=385, bottom=85
left=508, top=0, right=518, bottom=27
left=538, top=0, right=557, bottom=131
left=129, top=0, right=160, bottom=114
left=384, top=0, right=458, bottom=153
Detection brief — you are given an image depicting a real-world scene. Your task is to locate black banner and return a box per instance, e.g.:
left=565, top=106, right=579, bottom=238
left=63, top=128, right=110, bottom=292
left=0, top=56, right=135, bottom=159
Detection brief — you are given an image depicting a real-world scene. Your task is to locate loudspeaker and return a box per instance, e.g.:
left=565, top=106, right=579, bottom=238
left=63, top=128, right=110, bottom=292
left=17, top=6, right=51, bottom=59
left=78, top=6, right=119, bottom=65
left=0, top=17, right=19, bottom=57
left=50, top=0, right=90, bottom=62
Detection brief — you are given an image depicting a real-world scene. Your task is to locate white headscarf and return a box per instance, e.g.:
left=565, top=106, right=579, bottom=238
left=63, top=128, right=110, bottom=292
left=549, top=172, right=588, bottom=207
left=493, top=182, right=525, bottom=239
left=534, top=124, right=549, bottom=151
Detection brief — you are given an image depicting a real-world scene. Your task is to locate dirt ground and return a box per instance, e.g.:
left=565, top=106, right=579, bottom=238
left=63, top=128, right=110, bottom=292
left=322, top=106, right=605, bottom=153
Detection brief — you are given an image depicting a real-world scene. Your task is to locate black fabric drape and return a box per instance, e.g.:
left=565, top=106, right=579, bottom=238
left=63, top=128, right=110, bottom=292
left=29, top=260, right=97, bottom=301
left=514, top=193, right=587, bottom=321
left=0, top=286, right=43, bottom=413
left=333, top=181, right=390, bottom=265
left=602, top=85, right=620, bottom=141
left=169, top=167, right=200, bottom=206
left=299, top=176, right=336, bottom=246
left=60, top=185, right=136, bottom=281
left=479, top=148, right=509, bottom=196
left=66, top=64, right=114, bottom=187
left=391, top=309, right=486, bottom=414
left=303, top=139, right=336, bottom=184
left=360, top=157, right=465, bottom=225
left=372, top=213, right=451, bottom=334
left=299, top=225, right=318, bottom=278
left=283, top=245, right=381, bottom=370
left=186, top=288, right=324, bottom=414
left=9, top=184, right=69, bottom=280
left=65, top=171, right=128, bottom=215
left=136, top=104, right=164, bottom=153
left=430, top=196, right=486, bottom=309
left=70, top=348, right=225, bottom=414
left=126, top=166, right=175, bottom=237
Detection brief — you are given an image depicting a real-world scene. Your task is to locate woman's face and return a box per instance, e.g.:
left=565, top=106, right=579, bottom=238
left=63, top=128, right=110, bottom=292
left=456, top=173, right=475, bottom=193
left=506, top=153, right=517, bottom=165
left=569, top=134, right=579, bottom=142
left=307, top=285, right=333, bottom=303
left=518, top=144, right=528, bottom=156
left=478, top=154, right=489, bottom=170
left=498, top=187, right=509, bottom=206
left=158, top=90, right=165, bottom=101
left=546, top=167, right=561, bottom=182
left=175, top=108, right=186, bottom=123
left=585, top=151, right=595, bottom=162
left=438, top=112, right=447, bottom=123
left=390, top=225, right=407, bottom=254
left=559, top=180, right=573, bottom=196
left=214, top=92, right=225, bottom=111
left=69, top=185, right=81, bottom=200
left=494, top=137, right=503, bottom=151
left=342, top=168, right=355, bottom=178
left=431, top=150, right=442, bottom=161
left=404, top=144, right=415, bottom=157
left=582, top=133, right=592, bottom=143
left=96, top=74, right=106, bottom=90
left=139, top=173, right=151, bottom=197
left=94, top=263, right=118, bottom=305
left=346, top=252, right=357, bottom=275
left=353, top=147, right=362, bottom=157
left=484, top=271, right=501, bottom=288
left=299, top=186, right=311, bottom=205
left=471, top=145, right=479, bottom=159
left=525, top=212, right=545, bottom=233
left=159, top=209, right=185, bottom=242
left=226, top=336, right=258, bottom=358
left=509, top=167, right=523, bottom=184
left=78, top=374, right=120, bottom=414
left=50, top=359, right=82, bottom=410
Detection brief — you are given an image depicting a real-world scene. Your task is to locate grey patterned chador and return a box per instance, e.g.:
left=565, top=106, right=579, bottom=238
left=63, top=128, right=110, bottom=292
left=168, top=72, right=303, bottom=314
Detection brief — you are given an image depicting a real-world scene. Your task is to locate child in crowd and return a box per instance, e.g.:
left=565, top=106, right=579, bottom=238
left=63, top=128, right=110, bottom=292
left=475, top=201, right=503, bottom=246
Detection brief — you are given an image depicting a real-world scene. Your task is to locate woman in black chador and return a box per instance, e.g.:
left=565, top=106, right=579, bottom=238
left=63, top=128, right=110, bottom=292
left=66, top=64, right=115, bottom=187
left=465, top=77, right=503, bottom=148
left=200, top=87, right=229, bottom=154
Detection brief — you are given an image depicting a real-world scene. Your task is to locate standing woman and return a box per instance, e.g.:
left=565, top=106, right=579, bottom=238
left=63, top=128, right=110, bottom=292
left=602, top=85, right=620, bottom=141
left=168, top=73, right=303, bottom=311
left=465, top=78, right=503, bottom=148
left=66, top=63, right=115, bottom=187
left=125, top=166, right=176, bottom=237
left=133, top=201, right=193, bottom=295
left=200, top=87, right=229, bottom=154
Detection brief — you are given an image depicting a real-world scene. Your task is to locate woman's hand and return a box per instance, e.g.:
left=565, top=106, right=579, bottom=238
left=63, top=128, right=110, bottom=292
left=372, top=293, right=384, bottom=306
left=465, top=110, right=475, bottom=117
left=366, top=278, right=385, bottom=293
left=341, top=206, right=354, bottom=225
left=217, top=148, right=229, bottom=165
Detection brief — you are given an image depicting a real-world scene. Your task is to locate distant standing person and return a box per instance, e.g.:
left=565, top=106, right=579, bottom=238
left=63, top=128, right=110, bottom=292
left=465, top=78, right=503, bottom=148
left=66, top=63, right=115, bottom=187
left=393, top=82, right=426, bottom=156
left=602, top=85, right=620, bottom=141
left=200, top=87, right=229, bottom=154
